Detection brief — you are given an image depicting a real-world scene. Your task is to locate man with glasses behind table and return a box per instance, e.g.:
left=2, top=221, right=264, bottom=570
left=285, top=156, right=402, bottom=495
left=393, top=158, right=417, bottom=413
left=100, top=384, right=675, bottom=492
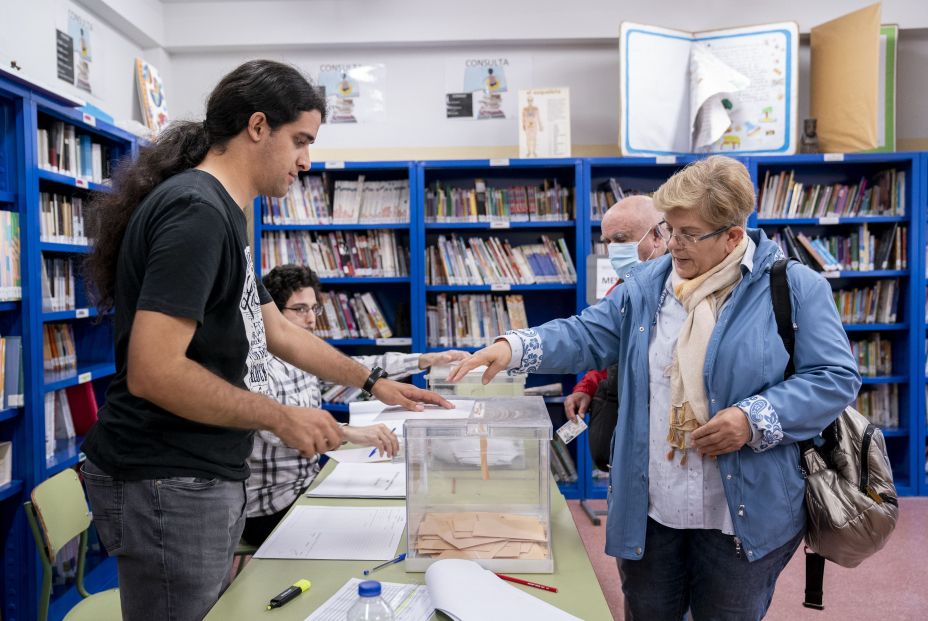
left=242, top=264, right=469, bottom=545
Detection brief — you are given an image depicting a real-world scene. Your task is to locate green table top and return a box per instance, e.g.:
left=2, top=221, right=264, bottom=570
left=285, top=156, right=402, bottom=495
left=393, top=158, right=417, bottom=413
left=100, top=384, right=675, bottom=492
left=205, top=461, right=612, bottom=620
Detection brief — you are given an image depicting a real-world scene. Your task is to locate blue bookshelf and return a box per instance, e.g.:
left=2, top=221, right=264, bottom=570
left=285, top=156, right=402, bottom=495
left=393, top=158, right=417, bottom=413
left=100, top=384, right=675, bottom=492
left=0, top=73, right=131, bottom=621
left=749, top=152, right=921, bottom=496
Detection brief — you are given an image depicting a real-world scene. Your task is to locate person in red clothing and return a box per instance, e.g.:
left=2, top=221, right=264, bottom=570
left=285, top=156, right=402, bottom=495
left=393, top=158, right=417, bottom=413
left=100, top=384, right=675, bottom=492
left=565, top=195, right=666, bottom=422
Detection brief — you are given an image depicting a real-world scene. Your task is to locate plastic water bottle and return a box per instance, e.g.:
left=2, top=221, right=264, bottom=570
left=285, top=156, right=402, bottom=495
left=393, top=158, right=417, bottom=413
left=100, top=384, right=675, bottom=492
left=346, top=580, right=395, bottom=621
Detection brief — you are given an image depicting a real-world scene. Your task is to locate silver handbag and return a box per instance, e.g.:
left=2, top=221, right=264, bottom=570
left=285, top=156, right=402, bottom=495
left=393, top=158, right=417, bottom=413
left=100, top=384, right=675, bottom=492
left=801, top=405, right=899, bottom=568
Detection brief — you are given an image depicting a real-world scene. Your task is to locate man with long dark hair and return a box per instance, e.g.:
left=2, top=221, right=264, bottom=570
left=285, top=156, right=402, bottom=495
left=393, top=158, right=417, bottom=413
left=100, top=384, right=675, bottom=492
left=79, top=60, right=451, bottom=621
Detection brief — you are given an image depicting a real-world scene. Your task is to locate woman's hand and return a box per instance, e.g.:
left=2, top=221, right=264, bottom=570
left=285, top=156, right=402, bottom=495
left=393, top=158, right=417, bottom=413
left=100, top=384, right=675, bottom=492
left=343, top=424, right=400, bottom=458
left=418, top=350, right=471, bottom=370
left=691, top=407, right=752, bottom=458
left=446, top=340, right=512, bottom=384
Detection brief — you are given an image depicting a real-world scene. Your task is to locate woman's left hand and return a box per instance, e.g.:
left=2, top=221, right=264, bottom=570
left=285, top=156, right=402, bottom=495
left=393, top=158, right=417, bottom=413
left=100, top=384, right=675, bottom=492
left=691, top=407, right=752, bottom=458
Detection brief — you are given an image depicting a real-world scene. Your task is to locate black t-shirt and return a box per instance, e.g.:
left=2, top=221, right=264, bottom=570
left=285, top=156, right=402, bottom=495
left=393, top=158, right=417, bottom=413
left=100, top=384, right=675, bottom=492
left=82, top=169, right=273, bottom=481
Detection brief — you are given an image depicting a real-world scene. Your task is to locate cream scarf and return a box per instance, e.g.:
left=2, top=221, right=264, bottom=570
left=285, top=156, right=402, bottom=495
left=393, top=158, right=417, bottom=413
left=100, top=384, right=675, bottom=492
left=667, top=236, right=749, bottom=463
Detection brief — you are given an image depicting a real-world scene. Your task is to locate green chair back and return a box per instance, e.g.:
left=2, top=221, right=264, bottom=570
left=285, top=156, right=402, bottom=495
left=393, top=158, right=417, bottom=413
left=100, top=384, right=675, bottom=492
left=24, top=468, right=121, bottom=621
left=30, top=469, right=92, bottom=558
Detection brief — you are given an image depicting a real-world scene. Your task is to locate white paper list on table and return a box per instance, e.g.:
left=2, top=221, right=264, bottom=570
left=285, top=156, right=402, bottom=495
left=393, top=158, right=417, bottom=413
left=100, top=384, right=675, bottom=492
left=253, top=505, right=406, bottom=561
left=306, top=462, right=406, bottom=498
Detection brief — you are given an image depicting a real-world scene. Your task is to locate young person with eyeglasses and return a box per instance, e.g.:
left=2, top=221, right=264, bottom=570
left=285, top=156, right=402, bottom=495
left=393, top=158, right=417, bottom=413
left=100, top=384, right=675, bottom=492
left=243, top=264, right=469, bottom=545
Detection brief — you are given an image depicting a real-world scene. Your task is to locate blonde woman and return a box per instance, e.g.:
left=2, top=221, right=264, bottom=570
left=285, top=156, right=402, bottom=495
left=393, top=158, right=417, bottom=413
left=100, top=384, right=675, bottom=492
left=451, top=156, right=860, bottom=620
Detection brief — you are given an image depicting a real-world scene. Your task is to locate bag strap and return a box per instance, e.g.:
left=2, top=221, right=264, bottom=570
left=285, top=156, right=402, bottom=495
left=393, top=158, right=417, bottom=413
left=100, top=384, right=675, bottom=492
left=770, top=259, right=828, bottom=611
left=803, top=549, right=826, bottom=610
left=769, top=259, right=796, bottom=379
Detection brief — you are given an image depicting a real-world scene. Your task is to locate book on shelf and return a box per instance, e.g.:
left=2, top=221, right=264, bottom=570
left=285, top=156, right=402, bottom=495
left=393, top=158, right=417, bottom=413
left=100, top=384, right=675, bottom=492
left=261, top=230, right=408, bottom=277
left=856, top=384, right=899, bottom=429
left=757, top=168, right=906, bottom=218
left=42, top=324, right=77, bottom=377
left=848, top=336, right=892, bottom=377
left=771, top=224, right=906, bottom=272
left=36, top=121, right=112, bottom=184
left=589, top=178, right=647, bottom=221
left=425, top=179, right=573, bottom=223
left=315, top=290, right=394, bottom=340
left=832, top=280, right=898, bottom=324
left=549, top=438, right=578, bottom=484
left=39, top=192, right=89, bottom=245
left=2, top=336, right=23, bottom=409
left=41, top=255, right=76, bottom=311
left=427, top=294, right=528, bottom=348
left=262, top=175, right=409, bottom=225
left=0, top=440, right=10, bottom=487
left=0, top=210, right=21, bottom=301
left=426, top=234, right=576, bottom=285
left=64, top=382, right=99, bottom=435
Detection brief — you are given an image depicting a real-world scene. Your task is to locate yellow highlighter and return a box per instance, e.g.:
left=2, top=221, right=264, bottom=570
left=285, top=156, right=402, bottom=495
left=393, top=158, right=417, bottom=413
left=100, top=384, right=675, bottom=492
left=267, top=579, right=311, bottom=610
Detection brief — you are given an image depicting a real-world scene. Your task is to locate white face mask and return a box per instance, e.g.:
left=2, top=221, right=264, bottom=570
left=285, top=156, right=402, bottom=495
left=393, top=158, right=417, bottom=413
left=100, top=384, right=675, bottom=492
left=607, top=229, right=656, bottom=277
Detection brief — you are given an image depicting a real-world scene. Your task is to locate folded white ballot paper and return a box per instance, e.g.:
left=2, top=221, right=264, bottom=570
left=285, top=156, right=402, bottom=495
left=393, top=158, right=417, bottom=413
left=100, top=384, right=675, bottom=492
left=425, top=559, right=581, bottom=621
left=306, top=462, right=406, bottom=498
left=254, top=505, right=405, bottom=561
left=349, top=400, right=475, bottom=433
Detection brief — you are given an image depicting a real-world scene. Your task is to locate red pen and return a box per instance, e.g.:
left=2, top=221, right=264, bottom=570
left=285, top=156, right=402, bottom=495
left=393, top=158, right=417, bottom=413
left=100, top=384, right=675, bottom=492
left=495, top=573, right=558, bottom=593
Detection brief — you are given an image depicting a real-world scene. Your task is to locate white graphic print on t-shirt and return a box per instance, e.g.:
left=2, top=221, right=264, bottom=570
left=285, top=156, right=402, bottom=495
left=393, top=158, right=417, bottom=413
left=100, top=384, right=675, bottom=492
left=240, top=247, right=270, bottom=395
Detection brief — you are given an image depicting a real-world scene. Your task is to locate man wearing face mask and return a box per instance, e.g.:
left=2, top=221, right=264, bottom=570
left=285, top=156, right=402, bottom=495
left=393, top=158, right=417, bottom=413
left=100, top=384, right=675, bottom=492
left=565, top=196, right=665, bottom=469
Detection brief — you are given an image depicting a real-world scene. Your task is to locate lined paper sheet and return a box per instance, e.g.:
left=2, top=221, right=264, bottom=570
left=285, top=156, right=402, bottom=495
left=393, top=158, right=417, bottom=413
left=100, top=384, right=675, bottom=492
left=305, top=578, right=433, bottom=621
left=307, top=462, right=406, bottom=498
left=254, top=506, right=405, bottom=561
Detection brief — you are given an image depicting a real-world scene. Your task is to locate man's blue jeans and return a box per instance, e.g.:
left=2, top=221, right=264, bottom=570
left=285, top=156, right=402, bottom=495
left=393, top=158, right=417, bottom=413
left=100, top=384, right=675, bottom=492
left=82, top=460, right=246, bottom=621
left=619, top=517, right=802, bottom=621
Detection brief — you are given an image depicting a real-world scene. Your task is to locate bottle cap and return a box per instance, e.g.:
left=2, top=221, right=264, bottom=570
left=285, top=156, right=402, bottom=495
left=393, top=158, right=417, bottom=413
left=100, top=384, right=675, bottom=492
left=358, top=580, right=381, bottom=597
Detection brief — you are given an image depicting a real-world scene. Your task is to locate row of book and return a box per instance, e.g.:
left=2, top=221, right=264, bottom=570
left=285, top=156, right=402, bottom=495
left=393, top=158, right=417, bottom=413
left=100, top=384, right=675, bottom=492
left=426, top=235, right=577, bottom=286
left=849, top=336, right=893, bottom=377
left=590, top=178, right=643, bottom=220
left=43, top=383, right=98, bottom=459
left=36, top=122, right=112, bottom=183
left=43, top=324, right=76, bottom=378
left=321, top=384, right=366, bottom=405
left=40, top=192, right=88, bottom=246
left=856, top=384, right=898, bottom=430
left=426, top=294, right=528, bottom=348
left=757, top=169, right=905, bottom=218
left=425, top=180, right=573, bottom=222
left=261, top=231, right=409, bottom=278
left=833, top=281, right=899, bottom=325
left=41, top=256, right=75, bottom=312
left=771, top=224, right=906, bottom=272
left=0, top=211, right=21, bottom=301
left=315, top=291, right=394, bottom=340
left=0, top=335, right=24, bottom=409
left=260, top=176, right=410, bottom=225
left=550, top=437, right=578, bottom=484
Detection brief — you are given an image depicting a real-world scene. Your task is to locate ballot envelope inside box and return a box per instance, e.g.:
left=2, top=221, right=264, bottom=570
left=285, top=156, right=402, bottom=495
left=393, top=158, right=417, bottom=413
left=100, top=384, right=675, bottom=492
left=404, top=397, right=554, bottom=573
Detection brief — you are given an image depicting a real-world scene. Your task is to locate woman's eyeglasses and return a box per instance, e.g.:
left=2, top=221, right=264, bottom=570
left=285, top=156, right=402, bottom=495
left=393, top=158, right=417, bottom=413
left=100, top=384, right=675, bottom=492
left=283, top=304, right=324, bottom=317
left=655, top=221, right=734, bottom=247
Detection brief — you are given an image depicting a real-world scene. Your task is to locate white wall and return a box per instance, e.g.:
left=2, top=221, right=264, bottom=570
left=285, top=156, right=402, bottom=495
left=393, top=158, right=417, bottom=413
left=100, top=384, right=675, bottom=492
left=0, top=0, right=158, bottom=123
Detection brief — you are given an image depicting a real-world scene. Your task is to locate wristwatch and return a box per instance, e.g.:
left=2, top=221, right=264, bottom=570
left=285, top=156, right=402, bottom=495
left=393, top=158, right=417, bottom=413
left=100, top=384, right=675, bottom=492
left=363, top=366, right=388, bottom=396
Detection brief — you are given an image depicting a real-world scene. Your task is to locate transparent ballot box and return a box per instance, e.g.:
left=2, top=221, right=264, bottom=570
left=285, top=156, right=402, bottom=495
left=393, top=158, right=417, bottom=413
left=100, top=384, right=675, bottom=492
left=427, top=363, right=526, bottom=398
left=405, top=397, right=553, bottom=573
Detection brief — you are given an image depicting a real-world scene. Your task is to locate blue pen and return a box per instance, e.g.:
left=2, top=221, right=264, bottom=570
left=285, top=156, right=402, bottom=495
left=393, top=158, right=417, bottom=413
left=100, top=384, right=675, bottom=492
left=368, top=428, right=398, bottom=458
left=363, top=553, right=406, bottom=576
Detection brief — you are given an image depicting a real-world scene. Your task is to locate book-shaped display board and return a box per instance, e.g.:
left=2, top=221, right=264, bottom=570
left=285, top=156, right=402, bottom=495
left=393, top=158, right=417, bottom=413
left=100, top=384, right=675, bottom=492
left=405, top=397, right=553, bottom=573
left=619, top=21, right=798, bottom=156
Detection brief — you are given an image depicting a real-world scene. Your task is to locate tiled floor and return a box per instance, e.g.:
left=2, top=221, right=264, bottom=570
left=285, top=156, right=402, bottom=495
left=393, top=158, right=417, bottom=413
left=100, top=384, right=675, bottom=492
left=568, top=498, right=928, bottom=620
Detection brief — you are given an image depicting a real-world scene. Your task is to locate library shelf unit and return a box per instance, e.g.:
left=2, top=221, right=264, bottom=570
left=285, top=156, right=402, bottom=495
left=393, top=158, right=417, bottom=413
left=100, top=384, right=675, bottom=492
left=0, top=73, right=133, bottom=621
left=252, top=160, right=419, bottom=422
left=748, top=152, right=922, bottom=496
